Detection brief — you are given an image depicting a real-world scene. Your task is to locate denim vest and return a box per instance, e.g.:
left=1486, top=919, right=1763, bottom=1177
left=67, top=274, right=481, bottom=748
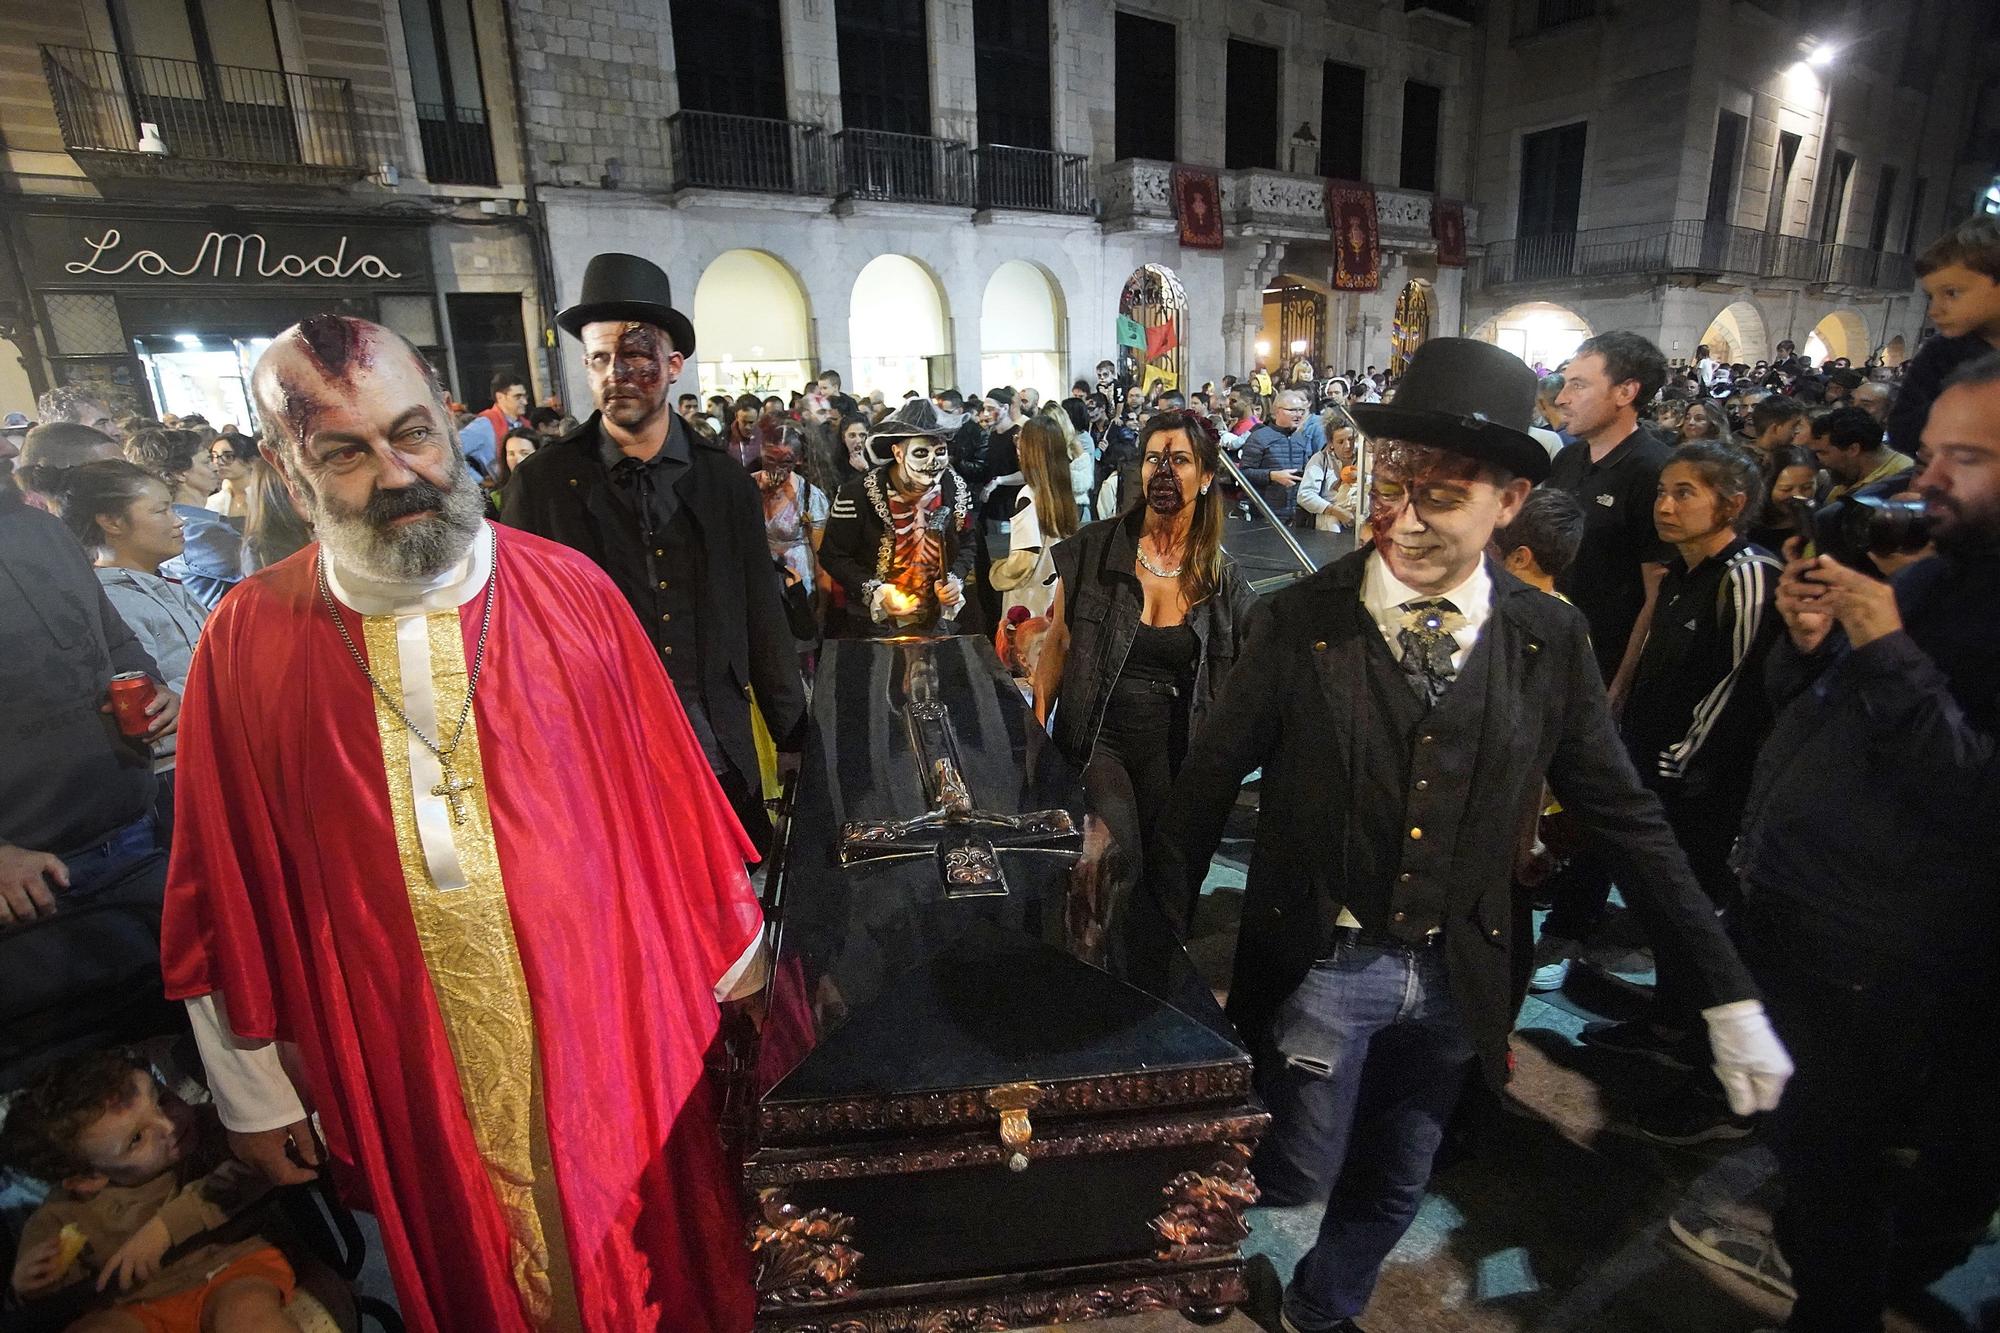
left=1049, top=510, right=1257, bottom=765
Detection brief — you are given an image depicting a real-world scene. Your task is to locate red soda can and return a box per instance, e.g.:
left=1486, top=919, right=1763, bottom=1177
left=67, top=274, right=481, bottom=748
left=109, top=672, right=157, bottom=737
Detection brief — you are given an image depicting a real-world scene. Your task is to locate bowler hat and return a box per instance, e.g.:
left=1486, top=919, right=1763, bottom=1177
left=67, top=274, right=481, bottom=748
left=866, top=398, right=951, bottom=465
left=555, top=252, right=697, bottom=356
left=1350, top=338, right=1551, bottom=483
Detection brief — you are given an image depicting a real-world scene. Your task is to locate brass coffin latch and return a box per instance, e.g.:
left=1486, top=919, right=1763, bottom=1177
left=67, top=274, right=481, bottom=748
left=985, top=1082, right=1043, bottom=1173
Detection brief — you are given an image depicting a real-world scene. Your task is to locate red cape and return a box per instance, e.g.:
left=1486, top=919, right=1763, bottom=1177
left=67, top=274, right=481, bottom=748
left=162, top=527, right=762, bottom=1332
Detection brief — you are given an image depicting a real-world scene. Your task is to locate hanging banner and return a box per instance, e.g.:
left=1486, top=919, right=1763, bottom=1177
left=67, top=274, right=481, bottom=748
left=1433, top=198, right=1467, bottom=268
left=1172, top=166, right=1225, bottom=250
left=1141, top=364, right=1178, bottom=395
left=1116, top=314, right=1146, bottom=349
left=1327, top=181, right=1380, bottom=292
left=1144, top=321, right=1178, bottom=361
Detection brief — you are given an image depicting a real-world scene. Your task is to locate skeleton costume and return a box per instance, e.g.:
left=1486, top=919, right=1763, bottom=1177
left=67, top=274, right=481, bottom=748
left=820, top=399, right=977, bottom=638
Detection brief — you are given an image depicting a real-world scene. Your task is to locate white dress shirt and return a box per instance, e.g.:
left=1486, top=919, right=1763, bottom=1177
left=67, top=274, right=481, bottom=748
left=1359, top=548, right=1494, bottom=676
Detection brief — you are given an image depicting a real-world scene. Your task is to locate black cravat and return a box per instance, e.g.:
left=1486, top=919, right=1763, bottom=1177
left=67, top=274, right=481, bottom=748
left=1395, top=598, right=1460, bottom=709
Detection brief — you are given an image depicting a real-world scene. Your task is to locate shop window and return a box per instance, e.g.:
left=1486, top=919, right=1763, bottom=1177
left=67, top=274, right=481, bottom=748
left=380, top=294, right=441, bottom=349
left=42, top=293, right=127, bottom=357
left=446, top=294, right=530, bottom=412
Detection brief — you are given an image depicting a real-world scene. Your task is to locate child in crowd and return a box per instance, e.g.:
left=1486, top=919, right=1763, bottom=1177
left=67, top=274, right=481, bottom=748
left=4, top=1050, right=294, bottom=1332
left=1889, top=215, right=2000, bottom=456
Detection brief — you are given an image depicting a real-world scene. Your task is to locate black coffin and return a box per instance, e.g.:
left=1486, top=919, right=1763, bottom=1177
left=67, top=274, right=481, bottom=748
left=743, top=636, right=1267, bottom=1331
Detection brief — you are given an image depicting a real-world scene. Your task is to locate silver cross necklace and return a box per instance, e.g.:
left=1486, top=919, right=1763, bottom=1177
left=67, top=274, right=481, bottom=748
left=316, top=528, right=498, bottom=826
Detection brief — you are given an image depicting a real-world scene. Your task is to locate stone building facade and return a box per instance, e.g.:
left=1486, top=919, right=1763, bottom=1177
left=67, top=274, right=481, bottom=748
left=0, top=0, right=549, bottom=419
left=1464, top=0, right=1994, bottom=373
left=510, top=0, right=1488, bottom=408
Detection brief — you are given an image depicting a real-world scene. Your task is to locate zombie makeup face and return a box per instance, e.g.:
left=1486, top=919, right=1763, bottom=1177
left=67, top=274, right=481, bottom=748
left=582, top=321, right=679, bottom=431
left=1141, top=427, right=1209, bottom=516
left=891, top=435, right=950, bottom=493
left=1367, top=441, right=1528, bottom=596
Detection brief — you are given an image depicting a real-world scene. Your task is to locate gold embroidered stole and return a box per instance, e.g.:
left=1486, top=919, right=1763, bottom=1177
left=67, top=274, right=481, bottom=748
left=361, top=610, right=579, bottom=1329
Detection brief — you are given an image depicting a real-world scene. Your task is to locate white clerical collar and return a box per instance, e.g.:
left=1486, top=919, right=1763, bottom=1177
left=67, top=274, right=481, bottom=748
left=1360, top=546, right=1491, bottom=618
left=322, top=520, right=493, bottom=616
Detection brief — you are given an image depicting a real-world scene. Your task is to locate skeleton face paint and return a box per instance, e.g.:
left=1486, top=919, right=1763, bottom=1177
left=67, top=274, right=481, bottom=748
left=892, top=436, right=949, bottom=491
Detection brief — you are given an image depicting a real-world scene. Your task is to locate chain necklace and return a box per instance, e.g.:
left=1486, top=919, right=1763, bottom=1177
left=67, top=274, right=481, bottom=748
left=1135, top=537, right=1185, bottom=580
left=316, top=528, right=498, bottom=825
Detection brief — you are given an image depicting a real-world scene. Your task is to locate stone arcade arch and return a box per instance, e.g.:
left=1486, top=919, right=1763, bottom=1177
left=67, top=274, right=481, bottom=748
left=1696, top=300, right=1769, bottom=369
left=1474, top=301, right=1593, bottom=371
left=848, top=255, right=950, bottom=399
left=1804, top=309, right=1869, bottom=364
left=979, top=260, right=1064, bottom=398
left=692, top=249, right=814, bottom=397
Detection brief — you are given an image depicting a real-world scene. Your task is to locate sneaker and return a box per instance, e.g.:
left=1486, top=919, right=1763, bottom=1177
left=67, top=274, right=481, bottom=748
left=1616, top=1091, right=1756, bottom=1146
left=1528, top=934, right=1576, bottom=993
left=1668, top=1208, right=1797, bottom=1301
left=1579, top=1018, right=1696, bottom=1070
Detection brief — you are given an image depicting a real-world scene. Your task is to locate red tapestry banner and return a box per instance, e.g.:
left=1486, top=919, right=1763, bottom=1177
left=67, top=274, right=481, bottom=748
left=1172, top=166, right=1225, bottom=250
left=1433, top=198, right=1467, bottom=268
left=1327, top=180, right=1380, bottom=291
left=1144, top=321, right=1179, bottom=361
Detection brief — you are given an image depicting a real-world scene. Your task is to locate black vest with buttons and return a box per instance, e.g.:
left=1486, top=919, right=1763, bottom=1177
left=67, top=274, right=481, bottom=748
left=1345, top=599, right=1493, bottom=941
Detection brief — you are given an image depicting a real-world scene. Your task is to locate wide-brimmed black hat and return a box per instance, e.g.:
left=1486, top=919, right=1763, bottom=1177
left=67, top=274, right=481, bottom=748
left=555, top=252, right=696, bottom=356
left=865, top=398, right=951, bottom=465
left=1350, top=338, right=1550, bottom=483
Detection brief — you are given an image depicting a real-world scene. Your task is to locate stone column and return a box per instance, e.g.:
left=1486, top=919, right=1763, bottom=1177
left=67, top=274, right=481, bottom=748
left=778, top=0, right=843, bottom=129
left=928, top=0, right=979, bottom=146
left=1052, top=0, right=1112, bottom=160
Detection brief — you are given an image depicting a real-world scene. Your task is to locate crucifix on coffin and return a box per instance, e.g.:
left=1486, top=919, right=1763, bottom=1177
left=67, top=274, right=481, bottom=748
left=837, top=653, right=1081, bottom=895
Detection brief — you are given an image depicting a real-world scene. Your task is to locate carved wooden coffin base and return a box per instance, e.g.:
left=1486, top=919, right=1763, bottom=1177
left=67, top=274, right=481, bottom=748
left=754, top=1258, right=1249, bottom=1333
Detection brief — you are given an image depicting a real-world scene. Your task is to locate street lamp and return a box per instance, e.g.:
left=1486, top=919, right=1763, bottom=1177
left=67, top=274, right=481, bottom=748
left=1289, top=123, right=1318, bottom=176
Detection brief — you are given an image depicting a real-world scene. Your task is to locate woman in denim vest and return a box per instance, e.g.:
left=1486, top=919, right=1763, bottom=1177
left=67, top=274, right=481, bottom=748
left=1033, top=409, right=1257, bottom=926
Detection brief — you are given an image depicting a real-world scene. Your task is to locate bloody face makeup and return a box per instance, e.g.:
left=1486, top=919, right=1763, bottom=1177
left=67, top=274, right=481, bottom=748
left=1368, top=441, right=1523, bottom=596
left=582, top=321, right=677, bottom=431
left=1139, top=426, right=1208, bottom=517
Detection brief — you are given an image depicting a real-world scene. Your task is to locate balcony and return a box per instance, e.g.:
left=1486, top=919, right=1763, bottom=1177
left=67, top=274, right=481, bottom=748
left=41, top=45, right=367, bottom=182
left=1473, top=218, right=1919, bottom=292
left=972, top=144, right=1091, bottom=215
left=1514, top=0, right=1601, bottom=38
left=666, top=109, right=831, bottom=195
left=415, top=102, right=497, bottom=187
left=834, top=127, right=971, bottom=206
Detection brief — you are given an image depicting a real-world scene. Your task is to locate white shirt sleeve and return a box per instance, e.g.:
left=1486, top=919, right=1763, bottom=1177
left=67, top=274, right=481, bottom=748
left=714, top=930, right=770, bottom=1001
left=186, top=993, right=309, bottom=1133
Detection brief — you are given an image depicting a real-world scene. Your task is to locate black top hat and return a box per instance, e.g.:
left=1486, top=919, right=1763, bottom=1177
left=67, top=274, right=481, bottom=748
left=1350, top=338, right=1551, bottom=483
left=555, top=252, right=697, bottom=356
left=865, top=398, right=951, bottom=465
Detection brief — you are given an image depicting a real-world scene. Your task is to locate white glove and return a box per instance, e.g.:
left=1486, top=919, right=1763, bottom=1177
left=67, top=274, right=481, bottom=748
left=1702, top=999, right=1794, bottom=1115
left=936, top=575, right=964, bottom=617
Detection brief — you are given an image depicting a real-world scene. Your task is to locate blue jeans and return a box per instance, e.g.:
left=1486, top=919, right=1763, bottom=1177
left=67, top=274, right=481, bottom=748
left=1258, top=939, right=1476, bottom=1330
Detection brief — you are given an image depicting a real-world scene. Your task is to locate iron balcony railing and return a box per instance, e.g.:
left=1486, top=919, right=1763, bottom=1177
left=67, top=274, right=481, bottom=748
left=41, top=44, right=362, bottom=171
left=834, top=127, right=971, bottom=206
left=666, top=109, right=830, bottom=195
left=1476, top=218, right=1919, bottom=292
left=415, top=101, right=497, bottom=187
left=972, top=144, right=1092, bottom=214
left=1514, top=0, right=1600, bottom=38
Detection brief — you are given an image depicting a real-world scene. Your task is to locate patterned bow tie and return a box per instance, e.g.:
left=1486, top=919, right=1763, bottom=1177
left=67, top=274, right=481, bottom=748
left=1395, top=598, right=1461, bottom=709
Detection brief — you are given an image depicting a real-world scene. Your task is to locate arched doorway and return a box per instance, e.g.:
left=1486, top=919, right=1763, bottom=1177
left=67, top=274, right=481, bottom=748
left=1696, top=300, right=1769, bottom=368
left=1117, top=263, right=1188, bottom=393
left=979, top=260, right=1064, bottom=397
left=1390, top=279, right=1434, bottom=376
left=1475, top=301, right=1592, bottom=371
left=1260, top=277, right=1328, bottom=384
left=692, top=249, right=813, bottom=397
left=849, top=255, right=949, bottom=398
left=1804, top=310, right=1868, bottom=365
left=1882, top=335, right=1907, bottom=365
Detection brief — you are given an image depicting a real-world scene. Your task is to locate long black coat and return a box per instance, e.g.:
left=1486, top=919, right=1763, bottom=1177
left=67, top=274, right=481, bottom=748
left=1155, top=550, right=1757, bottom=1088
left=500, top=413, right=805, bottom=793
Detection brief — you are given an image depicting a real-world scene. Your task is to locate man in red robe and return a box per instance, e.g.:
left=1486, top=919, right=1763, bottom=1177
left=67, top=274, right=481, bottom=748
left=161, top=315, right=765, bottom=1332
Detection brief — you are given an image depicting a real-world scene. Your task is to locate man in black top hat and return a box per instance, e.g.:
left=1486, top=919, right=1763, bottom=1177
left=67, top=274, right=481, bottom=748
left=1153, top=338, right=1792, bottom=1333
left=503, top=252, right=804, bottom=854
left=819, top=398, right=977, bottom=638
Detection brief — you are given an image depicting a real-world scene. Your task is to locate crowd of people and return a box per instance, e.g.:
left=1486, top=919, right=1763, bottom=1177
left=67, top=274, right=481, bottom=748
left=0, top=213, right=1993, bottom=1333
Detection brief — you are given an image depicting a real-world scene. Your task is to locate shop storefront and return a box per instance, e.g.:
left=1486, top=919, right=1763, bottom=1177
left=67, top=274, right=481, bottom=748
left=7, top=206, right=444, bottom=427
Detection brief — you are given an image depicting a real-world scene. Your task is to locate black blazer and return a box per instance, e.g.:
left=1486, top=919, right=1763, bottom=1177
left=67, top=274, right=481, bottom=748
left=500, top=413, right=805, bottom=790
left=1155, top=549, right=1757, bottom=1088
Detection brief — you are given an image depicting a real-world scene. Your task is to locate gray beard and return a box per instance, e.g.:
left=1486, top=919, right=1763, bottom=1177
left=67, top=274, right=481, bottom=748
left=304, top=450, right=486, bottom=583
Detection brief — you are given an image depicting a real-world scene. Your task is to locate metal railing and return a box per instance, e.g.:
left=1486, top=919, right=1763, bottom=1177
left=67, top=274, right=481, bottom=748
left=41, top=44, right=362, bottom=171
left=1476, top=217, right=1920, bottom=292
left=834, top=127, right=971, bottom=205
left=1513, top=0, right=1601, bottom=37
left=666, top=109, right=830, bottom=195
left=972, top=144, right=1091, bottom=214
left=415, top=102, right=496, bottom=186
